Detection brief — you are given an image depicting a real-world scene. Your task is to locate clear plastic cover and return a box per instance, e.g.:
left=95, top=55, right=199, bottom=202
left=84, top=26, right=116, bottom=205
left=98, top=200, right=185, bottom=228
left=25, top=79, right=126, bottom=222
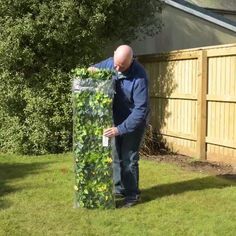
left=72, top=70, right=115, bottom=209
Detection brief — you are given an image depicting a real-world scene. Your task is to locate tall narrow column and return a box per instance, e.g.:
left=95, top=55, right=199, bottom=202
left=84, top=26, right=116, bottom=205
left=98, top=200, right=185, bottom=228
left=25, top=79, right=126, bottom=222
left=72, top=69, right=115, bottom=209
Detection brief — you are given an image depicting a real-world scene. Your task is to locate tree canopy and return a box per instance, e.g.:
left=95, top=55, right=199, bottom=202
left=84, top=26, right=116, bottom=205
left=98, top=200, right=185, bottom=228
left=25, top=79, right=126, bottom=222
left=0, top=0, right=162, bottom=154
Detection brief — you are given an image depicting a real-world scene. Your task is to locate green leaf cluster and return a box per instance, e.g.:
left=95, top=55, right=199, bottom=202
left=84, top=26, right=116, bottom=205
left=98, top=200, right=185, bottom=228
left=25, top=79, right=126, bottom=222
left=73, top=68, right=115, bottom=209
left=0, top=0, right=162, bottom=154
left=72, top=68, right=115, bottom=81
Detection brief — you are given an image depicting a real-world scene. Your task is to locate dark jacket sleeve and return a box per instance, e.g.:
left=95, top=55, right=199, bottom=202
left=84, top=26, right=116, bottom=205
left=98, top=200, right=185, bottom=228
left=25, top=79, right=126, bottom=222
left=117, top=77, right=149, bottom=135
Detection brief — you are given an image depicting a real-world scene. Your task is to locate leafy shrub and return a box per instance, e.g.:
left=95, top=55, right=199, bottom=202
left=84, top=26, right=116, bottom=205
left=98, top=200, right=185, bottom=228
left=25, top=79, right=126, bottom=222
left=0, top=0, right=162, bottom=154
left=0, top=70, right=72, bottom=154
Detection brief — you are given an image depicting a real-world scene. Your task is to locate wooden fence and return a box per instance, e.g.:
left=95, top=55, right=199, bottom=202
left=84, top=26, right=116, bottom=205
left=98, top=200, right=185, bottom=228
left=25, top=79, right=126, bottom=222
left=139, top=43, right=236, bottom=165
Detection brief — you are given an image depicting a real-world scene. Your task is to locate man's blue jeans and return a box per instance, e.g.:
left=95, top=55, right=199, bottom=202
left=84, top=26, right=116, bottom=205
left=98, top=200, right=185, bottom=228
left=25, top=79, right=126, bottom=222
left=112, top=127, right=145, bottom=199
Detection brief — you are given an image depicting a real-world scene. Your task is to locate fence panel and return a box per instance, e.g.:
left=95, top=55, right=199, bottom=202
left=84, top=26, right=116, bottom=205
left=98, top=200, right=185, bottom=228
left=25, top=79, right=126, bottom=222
left=206, top=50, right=236, bottom=164
left=139, top=44, right=236, bottom=165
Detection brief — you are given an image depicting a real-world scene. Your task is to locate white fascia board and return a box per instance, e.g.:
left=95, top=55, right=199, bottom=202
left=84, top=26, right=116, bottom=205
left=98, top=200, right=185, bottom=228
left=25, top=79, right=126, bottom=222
left=164, top=0, right=236, bottom=32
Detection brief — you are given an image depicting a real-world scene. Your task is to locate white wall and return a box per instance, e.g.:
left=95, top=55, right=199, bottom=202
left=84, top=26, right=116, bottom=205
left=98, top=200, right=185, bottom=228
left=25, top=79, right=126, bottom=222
left=221, top=14, right=236, bottom=22
left=130, top=5, right=236, bottom=55
left=187, top=0, right=236, bottom=11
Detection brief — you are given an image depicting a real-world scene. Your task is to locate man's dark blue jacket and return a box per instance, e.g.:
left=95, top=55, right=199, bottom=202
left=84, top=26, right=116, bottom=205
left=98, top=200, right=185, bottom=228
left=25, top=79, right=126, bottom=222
left=94, top=57, right=149, bottom=135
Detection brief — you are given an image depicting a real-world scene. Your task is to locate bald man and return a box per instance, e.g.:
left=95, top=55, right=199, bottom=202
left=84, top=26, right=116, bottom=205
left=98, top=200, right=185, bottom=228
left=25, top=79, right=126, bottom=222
left=89, top=45, right=149, bottom=207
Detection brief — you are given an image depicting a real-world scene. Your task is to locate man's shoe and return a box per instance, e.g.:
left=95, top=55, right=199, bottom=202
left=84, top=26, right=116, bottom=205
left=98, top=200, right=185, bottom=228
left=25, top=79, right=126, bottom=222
left=123, top=195, right=141, bottom=208
left=115, top=192, right=125, bottom=199
left=123, top=200, right=138, bottom=208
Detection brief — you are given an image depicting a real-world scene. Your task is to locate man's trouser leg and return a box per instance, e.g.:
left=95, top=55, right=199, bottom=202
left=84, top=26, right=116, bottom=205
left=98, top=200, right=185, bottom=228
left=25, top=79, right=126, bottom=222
left=112, top=136, right=124, bottom=195
left=112, top=127, right=145, bottom=198
left=121, top=127, right=145, bottom=199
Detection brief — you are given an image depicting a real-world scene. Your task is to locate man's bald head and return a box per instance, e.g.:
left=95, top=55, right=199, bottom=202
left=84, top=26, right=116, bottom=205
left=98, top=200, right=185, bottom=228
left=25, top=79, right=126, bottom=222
left=114, top=45, right=133, bottom=72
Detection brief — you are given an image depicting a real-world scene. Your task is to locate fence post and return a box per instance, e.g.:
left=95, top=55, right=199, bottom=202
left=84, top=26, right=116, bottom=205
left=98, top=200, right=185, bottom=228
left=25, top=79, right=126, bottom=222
left=196, top=50, right=207, bottom=160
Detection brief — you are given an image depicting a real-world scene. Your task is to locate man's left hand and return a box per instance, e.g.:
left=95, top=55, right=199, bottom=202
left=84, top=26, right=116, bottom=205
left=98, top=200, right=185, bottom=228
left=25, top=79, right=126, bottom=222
left=103, top=127, right=119, bottom=137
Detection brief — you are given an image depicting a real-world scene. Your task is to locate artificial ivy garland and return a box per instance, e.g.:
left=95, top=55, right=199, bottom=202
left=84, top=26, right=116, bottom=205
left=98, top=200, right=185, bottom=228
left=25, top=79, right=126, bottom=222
left=72, top=68, right=115, bottom=209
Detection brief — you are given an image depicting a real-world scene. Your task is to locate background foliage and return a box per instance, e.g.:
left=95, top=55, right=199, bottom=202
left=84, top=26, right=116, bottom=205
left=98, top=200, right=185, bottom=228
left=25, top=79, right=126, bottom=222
left=0, top=0, right=162, bottom=154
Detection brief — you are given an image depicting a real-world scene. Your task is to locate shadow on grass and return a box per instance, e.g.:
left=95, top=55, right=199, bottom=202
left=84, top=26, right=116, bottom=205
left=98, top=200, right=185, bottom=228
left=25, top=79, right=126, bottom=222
left=140, top=175, right=236, bottom=204
left=0, top=160, right=51, bottom=209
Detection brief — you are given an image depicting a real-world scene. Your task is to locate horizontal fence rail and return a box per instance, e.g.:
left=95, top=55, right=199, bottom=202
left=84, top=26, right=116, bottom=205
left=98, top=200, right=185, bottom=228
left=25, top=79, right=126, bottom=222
left=139, top=43, right=236, bottom=165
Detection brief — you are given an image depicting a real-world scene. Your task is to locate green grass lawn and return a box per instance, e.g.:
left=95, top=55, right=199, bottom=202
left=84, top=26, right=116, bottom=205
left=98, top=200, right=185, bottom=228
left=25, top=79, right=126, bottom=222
left=0, top=153, right=235, bottom=236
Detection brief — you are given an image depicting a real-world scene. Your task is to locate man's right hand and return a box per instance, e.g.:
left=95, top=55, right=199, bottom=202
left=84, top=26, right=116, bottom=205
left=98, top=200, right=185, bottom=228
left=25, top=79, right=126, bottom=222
left=103, top=127, right=119, bottom=138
